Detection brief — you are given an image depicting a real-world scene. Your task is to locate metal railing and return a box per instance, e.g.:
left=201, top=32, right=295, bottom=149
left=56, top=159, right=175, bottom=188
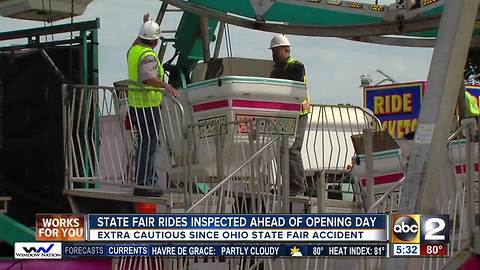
left=178, top=119, right=289, bottom=214
left=62, top=90, right=406, bottom=269
left=63, top=84, right=185, bottom=193
left=109, top=119, right=293, bottom=270
left=303, top=104, right=381, bottom=211
left=63, top=82, right=293, bottom=213
left=0, top=196, right=10, bottom=214
left=376, top=118, right=478, bottom=270
left=357, top=119, right=478, bottom=270
left=367, top=176, right=405, bottom=213
left=304, top=104, right=381, bottom=173
left=434, top=118, right=478, bottom=269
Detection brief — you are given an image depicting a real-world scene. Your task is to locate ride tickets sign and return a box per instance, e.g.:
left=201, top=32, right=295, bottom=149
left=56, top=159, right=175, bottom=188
left=365, top=82, right=480, bottom=139
left=364, top=82, right=425, bottom=139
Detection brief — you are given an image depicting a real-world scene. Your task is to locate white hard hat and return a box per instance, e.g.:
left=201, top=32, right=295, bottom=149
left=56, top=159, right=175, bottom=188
left=269, top=34, right=291, bottom=49
left=139, top=20, right=161, bottom=40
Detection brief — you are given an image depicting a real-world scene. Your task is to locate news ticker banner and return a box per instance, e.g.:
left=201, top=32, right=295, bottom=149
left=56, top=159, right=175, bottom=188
left=364, top=82, right=480, bottom=139
left=33, top=213, right=450, bottom=258
left=37, top=214, right=387, bottom=242
left=15, top=243, right=388, bottom=259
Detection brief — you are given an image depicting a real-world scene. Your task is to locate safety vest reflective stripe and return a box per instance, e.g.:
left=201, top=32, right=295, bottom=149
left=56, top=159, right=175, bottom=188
left=127, top=44, right=165, bottom=108
left=465, top=91, right=480, bottom=117
left=285, top=57, right=311, bottom=115
left=285, top=57, right=296, bottom=69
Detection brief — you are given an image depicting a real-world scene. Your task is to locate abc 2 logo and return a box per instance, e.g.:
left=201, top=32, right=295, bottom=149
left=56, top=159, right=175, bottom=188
left=391, top=214, right=449, bottom=244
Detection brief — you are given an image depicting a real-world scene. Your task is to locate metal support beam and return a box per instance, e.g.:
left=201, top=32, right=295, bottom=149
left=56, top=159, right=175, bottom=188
left=38, top=47, right=68, bottom=83
left=345, top=36, right=480, bottom=48
left=200, top=16, right=211, bottom=62
left=162, top=0, right=476, bottom=37
left=347, top=36, right=437, bottom=48
left=389, top=1, right=480, bottom=269
left=90, top=29, right=99, bottom=85
left=0, top=214, right=35, bottom=246
left=401, top=0, right=480, bottom=212
left=159, top=42, right=168, bottom=63
left=316, top=171, right=326, bottom=213
left=0, top=37, right=82, bottom=51
left=249, top=128, right=256, bottom=212
left=213, top=22, right=225, bottom=58
left=457, top=84, right=467, bottom=121
left=281, top=135, right=290, bottom=213
left=464, top=119, right=477, bottom=245
left=156, top=1, right=169, bottom=25
left=79, top=31, right=88, bottom=85
left=363, top=129, right=374, bottom=211
left=215, top=125, right=224, bottom=212
left=0, top=19, right=100, bottom=42
left=0, top=80, right=4, bottom=197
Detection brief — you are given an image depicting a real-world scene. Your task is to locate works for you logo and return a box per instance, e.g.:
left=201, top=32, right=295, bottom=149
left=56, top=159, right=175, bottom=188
left=14, top=242, right=62, bottom=259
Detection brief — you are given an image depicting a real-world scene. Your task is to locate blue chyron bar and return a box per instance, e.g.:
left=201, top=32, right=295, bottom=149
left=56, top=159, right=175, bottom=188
left=61, top=243, right=389, bottom=257
left=86, top=214, right=388, bottom=242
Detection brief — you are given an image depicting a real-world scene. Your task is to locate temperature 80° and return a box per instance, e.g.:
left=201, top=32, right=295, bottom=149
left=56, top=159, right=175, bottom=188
left=427, top=245, right=443, bottom=255
left=312, top=246, right=324, bottom=256
left=421, top=244, right=447, bottom=256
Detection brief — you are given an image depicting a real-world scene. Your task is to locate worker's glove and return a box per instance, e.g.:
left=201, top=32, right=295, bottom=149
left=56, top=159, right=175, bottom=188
left=165, top=84, right=178, bottom=98
left=302, top=100, right=311, bottom=113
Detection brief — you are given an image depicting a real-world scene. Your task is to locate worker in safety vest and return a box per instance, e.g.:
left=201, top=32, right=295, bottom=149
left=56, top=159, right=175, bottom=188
left=465, top=91, right=480, bottom=118
left=127, top=19, right=177, bottom=197
left=269, top=34, right=311, bottom=196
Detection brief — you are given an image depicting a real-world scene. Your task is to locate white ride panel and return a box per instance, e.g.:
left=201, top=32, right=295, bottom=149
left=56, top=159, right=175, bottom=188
left=182, top=76, right=307, bottom=177
left=0, top=0, right=93, bottom=21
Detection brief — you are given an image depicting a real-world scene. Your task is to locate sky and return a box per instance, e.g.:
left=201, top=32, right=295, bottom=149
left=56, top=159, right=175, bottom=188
left=0, top=0, right=434, bottom=106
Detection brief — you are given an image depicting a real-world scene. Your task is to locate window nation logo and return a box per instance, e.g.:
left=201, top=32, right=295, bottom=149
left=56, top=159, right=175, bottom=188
left=14, top=242, right=62, bottom=259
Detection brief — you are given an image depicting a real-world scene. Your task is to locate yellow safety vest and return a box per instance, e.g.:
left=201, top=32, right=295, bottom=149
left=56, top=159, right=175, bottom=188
left=127, top=44, right=165, bottom=108
left=465, top=91, right=480, bottom=117
left=285, top=57, right=311, bottom=115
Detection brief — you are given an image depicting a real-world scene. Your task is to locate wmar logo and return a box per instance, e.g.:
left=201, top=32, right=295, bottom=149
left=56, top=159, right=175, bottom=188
left=15, top=242, right=62, bottom=259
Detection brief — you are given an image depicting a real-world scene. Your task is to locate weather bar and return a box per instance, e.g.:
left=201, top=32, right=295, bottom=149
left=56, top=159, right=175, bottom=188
left=60, top=243, right=389, bottom=257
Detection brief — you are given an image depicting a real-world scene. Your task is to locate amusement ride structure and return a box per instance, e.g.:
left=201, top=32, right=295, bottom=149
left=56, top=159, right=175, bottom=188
left=0, top=0, right=480, bottom=269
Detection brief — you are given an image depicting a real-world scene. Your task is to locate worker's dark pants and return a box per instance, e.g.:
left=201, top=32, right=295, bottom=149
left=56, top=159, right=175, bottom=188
left=129, top=107, right=160, bottom=187
left=289, top=114, right=307, bottom=194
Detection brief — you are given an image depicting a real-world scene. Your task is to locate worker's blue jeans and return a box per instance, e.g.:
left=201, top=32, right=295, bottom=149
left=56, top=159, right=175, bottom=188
left=289, top=114, right=307, bottom=195
left=129, top=107, right=160, bottom=187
